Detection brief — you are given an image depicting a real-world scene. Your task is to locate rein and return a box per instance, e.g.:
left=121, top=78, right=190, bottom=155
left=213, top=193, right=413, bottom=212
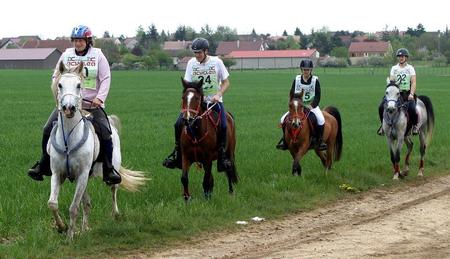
left=50, top=111, right=92, bottom=181
left=286, top=107, right=310, bottom=144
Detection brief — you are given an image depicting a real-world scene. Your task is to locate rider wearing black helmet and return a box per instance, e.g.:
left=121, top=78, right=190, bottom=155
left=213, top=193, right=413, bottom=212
left=163, top=37, right=233, bottom=172
left=276, top=58, right=327, bottom=151
left=377, top=48, right=418, bottom=135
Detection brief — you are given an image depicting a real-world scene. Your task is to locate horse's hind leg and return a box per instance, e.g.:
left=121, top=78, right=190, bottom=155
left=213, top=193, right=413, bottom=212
left=48, top=173, right=66, bottom=232
left=202, top=162, right=214, bottom=199
left=315, top=149, right=327, bottom=167
left=418, top=132, right=427, bottom=177
left=67, top=172, right=89, bottom=240
left=111, top=184, right=120, bottom=218
left=81, top=190, right=91, bottom=232
left=402, top=136, right=413, bottom=177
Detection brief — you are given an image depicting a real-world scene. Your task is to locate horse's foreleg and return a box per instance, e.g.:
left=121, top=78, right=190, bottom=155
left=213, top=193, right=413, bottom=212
left=48, top=173, right=66, bottom=232
left=81, top=190, right=91, bottom=232
left=67, top=171, right=89, bottom=240
left=402, top=137, right=413, bottom=177
left=418, top=132, right=427, bottom=177
left=390, top=140, right=402, bottom=180
left=203, top=162, right=214, bottom=199
left=181, top=157, right=191, bottom=201
left=111, top=184, right=120, bottom=218
left=325, top=141, right=335, bottom=171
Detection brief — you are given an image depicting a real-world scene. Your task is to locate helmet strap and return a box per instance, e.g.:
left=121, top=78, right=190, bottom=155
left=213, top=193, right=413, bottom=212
left=200, top=50, right=208, bottom=64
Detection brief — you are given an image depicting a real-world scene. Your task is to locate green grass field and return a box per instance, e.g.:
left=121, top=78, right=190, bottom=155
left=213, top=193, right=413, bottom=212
left=0, top=67, right=449, bottom=258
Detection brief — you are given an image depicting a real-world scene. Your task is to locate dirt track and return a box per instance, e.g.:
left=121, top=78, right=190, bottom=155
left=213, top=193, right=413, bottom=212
left=131, top=173, right=450, bottom=258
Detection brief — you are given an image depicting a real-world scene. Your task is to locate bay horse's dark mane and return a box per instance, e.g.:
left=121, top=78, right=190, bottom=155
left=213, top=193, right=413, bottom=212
left=291, top=93, right=303, bottom=100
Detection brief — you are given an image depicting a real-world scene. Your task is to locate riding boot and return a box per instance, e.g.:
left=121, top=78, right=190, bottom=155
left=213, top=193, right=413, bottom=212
left=276, top=127, right=288, bottom=150
left=163, top=123, right=182, bottom=169
left=101, top=138, right=122, bottom=185
left=409, top=101, right=419, bottom=135
left=316, top=124, right=327, bottom=151
left=28, top=133, right=52, bottom=181
left=377, top=100, right=385, bottom=136
left=217, top=128, right=232, bottom=172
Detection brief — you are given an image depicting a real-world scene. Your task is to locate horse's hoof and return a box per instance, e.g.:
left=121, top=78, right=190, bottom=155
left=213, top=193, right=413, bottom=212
left=184, top=195, right=192, bottom=202
left=204, top=192, right=212, bottom=200
left=393, top=173, right=400, bottom=180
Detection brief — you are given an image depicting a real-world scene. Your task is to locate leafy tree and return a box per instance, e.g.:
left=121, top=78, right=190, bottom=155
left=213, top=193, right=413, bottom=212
left=282, top=30, right=288, bottom=36
left=222, top=57, right=236, bottom=69
left=330, top=46, right=348, bottom=58
left=95, top=38, right=120, bottom=64
left=148, top=24, right=159, bottom=42
left=294, top=27, right=303, bottom=36
left=103, top=31, right=111, bottom=38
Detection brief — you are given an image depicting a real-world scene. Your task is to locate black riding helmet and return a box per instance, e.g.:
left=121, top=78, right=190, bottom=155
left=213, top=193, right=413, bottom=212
left=300, top=59, right=314, bottom=69
left=396, top=48, right=409, bottom=57
left=191, top=38, right=209, bottom=52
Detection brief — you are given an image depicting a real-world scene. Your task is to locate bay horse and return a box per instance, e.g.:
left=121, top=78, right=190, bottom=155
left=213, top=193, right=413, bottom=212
left=180, top=78, right=238, bottom=201
left=284, top=90, right=342, bottom=176
left=382, top=81, right=434, bottom=179
left=48, top=62, right=147, bottom=240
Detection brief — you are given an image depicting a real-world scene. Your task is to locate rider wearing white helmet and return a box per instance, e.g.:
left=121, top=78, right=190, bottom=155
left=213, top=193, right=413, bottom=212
left=276, top=59, right=327, bottom=151
left=163, top=37, right=233, bottom=172
left=377, top=48, right=418, bottom=135
left=27, top=25, right=121, bottom=185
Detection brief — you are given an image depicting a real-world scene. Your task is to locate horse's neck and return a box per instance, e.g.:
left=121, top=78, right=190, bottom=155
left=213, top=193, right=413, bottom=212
left=57, top=111, right=84, bottom=139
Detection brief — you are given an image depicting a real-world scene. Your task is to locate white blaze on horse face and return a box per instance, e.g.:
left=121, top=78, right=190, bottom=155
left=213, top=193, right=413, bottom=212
left=186, top=91, right=194, bottom=119
left=59, top=74, right=82, bottom=114
left=386, top=86, right=399, bottom=110
left=293, top=100, right=300, bottom=125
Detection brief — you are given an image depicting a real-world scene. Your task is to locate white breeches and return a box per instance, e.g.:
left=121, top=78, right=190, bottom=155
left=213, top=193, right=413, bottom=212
left=280, top=106, right=325, bottom=125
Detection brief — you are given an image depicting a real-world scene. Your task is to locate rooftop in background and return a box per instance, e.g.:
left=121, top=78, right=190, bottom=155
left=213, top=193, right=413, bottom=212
left=22, top=39, right=72, bottom=53
left=228, top=49, right=317, bottom=58
left=0, top=48, right=61, bottom=60
left=348, top=41, right=390, bottom=53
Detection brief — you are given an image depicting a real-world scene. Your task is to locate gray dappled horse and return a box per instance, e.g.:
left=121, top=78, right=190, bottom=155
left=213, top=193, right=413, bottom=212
left=47, top=62, right=147, bottom=240
left=382, top=81, right=434, bottom=180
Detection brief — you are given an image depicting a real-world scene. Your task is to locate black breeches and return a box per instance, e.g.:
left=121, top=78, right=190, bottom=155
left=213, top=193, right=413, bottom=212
left=86, top=108, right=112, bottom=140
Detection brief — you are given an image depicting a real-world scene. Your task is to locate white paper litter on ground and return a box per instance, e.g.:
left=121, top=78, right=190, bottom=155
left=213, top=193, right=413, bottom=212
left=236, top=221, right=248, bottom=225
left=251, top=216, right=265, bottom=222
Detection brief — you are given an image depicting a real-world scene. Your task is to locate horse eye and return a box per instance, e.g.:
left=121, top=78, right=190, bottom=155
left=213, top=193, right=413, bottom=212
left=77, top=83, right=81, bottom=89
left=58, top=83, right=62, bottom=89
left=385, top=91, right=388, bottom=95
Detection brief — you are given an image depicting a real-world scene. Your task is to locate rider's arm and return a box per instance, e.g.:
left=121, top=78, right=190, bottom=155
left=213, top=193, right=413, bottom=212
left=311, top=80, right=321, bottom=108
left=410, top=75, right=417, bottom=96
left=94, top=51, right=111, bottom=104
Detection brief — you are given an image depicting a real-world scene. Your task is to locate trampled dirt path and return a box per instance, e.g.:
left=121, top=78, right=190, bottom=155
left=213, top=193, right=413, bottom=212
left=129, top=173, right=450, bottom=258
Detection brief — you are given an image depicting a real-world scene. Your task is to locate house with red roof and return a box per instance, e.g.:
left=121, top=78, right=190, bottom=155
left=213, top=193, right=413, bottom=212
left=226, top=49, right=319, bottom=69
left=348, top=41, right=392, bottom=65
left=22, top=39, right=72, bottom=53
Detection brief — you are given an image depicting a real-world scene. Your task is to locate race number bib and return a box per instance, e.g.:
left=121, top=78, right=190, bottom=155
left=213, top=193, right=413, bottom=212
left=64, top=51, right=99, bottom=90
left=396, top=73, right=411, bottom=91
left=192, top=65, right=219, bottom=96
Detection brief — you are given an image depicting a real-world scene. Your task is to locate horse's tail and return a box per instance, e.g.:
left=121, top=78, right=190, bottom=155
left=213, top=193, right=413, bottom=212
left=324, top=106, right=343, bottom=161
left=119, top=167, right=149, bottom=192
left=109, top=114, right=122, bottom=134
left=418, top=95, right=435, bottom=145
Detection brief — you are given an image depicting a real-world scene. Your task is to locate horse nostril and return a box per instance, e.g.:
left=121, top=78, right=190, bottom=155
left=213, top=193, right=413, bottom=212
left=62, top=105, right=66, bottom=111
left=71, top=106, right=76, bottom=112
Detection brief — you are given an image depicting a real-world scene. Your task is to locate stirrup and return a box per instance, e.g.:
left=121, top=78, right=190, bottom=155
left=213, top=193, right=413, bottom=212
left=412, top=125, right=420, bottom=135
left=276, top=138, right=288, bottom=150
left=377, top=125, right=385, bottom=136
left=318, top=142, right=327, bottom=151
left=104, top=168, right=121, bottom=185
left=28, top=161, right=44, bottom=181
left=162, top=150, right=181, bottom=169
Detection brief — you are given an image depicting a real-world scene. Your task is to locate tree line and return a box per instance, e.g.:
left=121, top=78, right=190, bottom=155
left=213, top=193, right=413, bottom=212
left=94, top=23, right=450, bottom=69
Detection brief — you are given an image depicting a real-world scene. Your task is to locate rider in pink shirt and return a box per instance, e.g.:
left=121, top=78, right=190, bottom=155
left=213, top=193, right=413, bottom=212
left=27, top=25, right=121, bottom=185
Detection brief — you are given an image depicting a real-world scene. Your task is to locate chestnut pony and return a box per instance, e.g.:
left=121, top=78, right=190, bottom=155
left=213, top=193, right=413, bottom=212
left=284, top=90, right=342, bottom=176
left=179, top=78, right=238, bottom=200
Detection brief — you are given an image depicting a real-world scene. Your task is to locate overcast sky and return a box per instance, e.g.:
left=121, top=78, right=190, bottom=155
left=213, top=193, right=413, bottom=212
left=1, top=0, right=447, bottom=39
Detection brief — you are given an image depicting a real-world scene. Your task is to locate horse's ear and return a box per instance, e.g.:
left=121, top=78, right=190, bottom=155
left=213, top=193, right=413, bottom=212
left=58, top=61, right=66, bottom=74
left=196, top=77, right=204, bottom=88
left=299, top=89, right=304, bottom=100
left=76, top=62, right=84, bottom=75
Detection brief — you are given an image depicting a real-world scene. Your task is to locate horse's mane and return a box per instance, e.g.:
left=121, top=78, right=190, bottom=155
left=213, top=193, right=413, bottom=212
left=386, top=80, right=399, bottom=88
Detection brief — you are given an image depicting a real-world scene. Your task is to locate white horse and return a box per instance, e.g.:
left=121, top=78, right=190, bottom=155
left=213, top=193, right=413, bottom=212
left=47, top=62, right=147, bottom=240
left=382, top=81, right=434, bottom=180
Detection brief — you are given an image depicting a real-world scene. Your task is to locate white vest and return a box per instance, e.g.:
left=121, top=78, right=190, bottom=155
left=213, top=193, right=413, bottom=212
left=62, top=48, right=101, bottom=89
left=294, top=75, right=317, bottom=105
